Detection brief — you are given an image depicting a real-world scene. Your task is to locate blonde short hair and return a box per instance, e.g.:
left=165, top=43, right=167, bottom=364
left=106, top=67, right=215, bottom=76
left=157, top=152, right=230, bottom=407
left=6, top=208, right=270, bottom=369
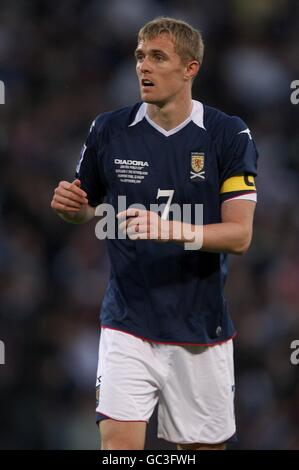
left=138, top=17, right=204, bottom=66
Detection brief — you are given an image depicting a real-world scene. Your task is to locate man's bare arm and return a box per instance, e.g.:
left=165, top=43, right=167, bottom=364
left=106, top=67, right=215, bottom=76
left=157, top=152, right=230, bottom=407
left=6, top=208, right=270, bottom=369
left=200, top=199, right=256, bottom=254
left=118, top=199, right=256, bottom=255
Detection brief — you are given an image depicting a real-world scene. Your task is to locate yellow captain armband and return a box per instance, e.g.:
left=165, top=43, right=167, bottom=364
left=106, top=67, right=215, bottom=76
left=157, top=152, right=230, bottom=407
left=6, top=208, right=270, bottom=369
left=220, top=175, right=256, bottom=194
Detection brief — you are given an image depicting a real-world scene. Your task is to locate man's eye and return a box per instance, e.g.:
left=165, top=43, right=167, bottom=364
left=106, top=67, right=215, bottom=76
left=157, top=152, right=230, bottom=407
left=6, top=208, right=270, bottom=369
left=154, top=55, right=164, bottom=61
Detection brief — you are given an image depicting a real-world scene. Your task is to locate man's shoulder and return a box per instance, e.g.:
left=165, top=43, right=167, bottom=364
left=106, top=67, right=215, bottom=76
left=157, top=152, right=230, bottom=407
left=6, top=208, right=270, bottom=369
left=202, top=102, right=248, bottom=136
left=91, top=103, right=142, bottom=135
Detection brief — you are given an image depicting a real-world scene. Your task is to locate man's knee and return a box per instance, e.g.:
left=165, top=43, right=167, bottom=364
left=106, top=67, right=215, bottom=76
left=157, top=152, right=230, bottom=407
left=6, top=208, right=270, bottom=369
left=177, top=442, right=226, bottom=450
left=99, top=419, right=147, bottom=450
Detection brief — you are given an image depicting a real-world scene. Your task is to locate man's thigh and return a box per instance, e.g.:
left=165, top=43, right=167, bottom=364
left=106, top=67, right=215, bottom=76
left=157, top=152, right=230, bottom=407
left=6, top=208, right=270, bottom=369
left=100, top=419, right=147, bottom=450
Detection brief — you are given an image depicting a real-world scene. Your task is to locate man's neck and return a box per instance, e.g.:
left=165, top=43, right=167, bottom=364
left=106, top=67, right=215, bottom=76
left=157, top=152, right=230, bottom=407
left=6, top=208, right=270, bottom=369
left=146, top=94, right=193, bottom=131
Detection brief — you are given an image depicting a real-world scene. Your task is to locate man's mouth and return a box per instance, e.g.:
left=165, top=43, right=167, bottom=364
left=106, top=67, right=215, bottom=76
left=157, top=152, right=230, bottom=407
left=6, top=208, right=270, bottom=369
left=141, top=79, right=155, bottom=87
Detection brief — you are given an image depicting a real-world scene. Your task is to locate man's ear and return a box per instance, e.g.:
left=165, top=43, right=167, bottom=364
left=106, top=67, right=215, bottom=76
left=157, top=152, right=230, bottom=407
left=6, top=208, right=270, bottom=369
left=184, top=60, right=200, bottom=81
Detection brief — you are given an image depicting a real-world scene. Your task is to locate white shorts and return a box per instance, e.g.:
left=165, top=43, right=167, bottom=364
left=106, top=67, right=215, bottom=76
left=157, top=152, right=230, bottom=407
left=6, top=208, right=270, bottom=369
left=96, top=328, right=236, bottom=444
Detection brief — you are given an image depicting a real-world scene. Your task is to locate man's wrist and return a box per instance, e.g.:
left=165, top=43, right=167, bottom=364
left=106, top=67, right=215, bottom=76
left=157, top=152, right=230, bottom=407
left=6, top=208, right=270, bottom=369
left=57, top=205, right=94, bottom=224
left=169, top=221, right=203, bottom=249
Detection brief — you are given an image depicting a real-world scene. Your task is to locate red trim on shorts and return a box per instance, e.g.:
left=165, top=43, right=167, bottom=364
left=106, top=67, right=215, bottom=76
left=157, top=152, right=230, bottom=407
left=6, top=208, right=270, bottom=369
left=97, top=411, right=148, bottom=423
left=163, top=433, right=235, bottom=446
left=100, top=325, right=237, bottom=347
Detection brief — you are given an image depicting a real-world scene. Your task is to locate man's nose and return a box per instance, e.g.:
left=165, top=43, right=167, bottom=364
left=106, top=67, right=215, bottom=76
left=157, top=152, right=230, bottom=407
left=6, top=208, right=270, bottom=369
left=139, top=57, right=152, bottom=74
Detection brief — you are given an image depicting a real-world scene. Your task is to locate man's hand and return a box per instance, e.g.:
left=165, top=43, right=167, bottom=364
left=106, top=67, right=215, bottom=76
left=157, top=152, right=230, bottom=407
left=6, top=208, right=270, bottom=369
left=117, top=208, right=169, bottom=241
left=51, top=179, right=88, bottom=213
left=51, top=179, right=95, bottom=224
left=117, top=208, right=198, bottom=244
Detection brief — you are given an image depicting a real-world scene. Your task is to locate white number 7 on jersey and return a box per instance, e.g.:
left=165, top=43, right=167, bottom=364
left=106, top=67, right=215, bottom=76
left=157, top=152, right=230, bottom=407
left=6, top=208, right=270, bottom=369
left=156, top=189, right=174, bottom=220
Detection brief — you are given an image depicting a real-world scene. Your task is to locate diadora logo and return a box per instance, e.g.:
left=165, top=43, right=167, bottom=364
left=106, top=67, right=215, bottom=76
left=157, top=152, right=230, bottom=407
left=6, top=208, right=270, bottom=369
left=190, top=152, right=205, bottom=181
left=114, top=159, right=149, bottom=167
left=114, top=158, right=149, bottom=184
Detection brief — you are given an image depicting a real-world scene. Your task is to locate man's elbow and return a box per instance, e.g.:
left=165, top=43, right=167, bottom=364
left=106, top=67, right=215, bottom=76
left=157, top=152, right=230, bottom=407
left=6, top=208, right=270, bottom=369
left=231, top=231, right=253, bottom=255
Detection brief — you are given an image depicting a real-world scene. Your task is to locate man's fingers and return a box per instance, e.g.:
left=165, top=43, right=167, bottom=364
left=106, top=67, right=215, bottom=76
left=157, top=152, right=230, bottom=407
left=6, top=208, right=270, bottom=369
left=117, top=208, right=147, bottom=219
left=119, top=219, right=135, bottom=232
left=117, top=210, right=162, bottom=240
left=119, top=219, right=150, bottom=237
left=53, top=195, right=82, bottom=210
left=51, top=200, right=81, bottom=213
left=119, top=215, right=148, bottom=232
left=54, top=183, right=88, bottom=204
left=54, top=187, right=88, bottom=205
left=60, top=180, right=88, bottom=199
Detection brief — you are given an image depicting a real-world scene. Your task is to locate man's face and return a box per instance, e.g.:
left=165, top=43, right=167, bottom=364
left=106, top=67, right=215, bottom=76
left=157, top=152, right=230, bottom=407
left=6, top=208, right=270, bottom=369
left=135, top=33, right=189, bottom=105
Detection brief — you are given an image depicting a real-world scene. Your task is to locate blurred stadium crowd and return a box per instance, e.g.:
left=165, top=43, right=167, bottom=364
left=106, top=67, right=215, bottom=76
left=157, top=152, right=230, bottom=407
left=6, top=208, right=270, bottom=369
left=0, top=0, right=299, bottom=449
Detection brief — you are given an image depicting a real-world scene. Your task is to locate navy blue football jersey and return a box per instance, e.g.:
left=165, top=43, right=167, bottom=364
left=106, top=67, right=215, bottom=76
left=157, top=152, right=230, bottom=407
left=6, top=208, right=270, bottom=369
left=76, top=100, right=258, bottom=345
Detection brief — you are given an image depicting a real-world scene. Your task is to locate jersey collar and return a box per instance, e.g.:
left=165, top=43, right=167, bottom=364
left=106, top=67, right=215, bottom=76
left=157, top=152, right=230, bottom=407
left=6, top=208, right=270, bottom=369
left=129, top=99, right=206, bottom=136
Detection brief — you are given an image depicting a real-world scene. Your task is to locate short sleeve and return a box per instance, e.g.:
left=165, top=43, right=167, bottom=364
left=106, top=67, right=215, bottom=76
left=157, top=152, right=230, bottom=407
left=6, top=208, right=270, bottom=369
left=219, top=116, right=259, bottom=203
left=75, top=118, right=106, bottom=207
